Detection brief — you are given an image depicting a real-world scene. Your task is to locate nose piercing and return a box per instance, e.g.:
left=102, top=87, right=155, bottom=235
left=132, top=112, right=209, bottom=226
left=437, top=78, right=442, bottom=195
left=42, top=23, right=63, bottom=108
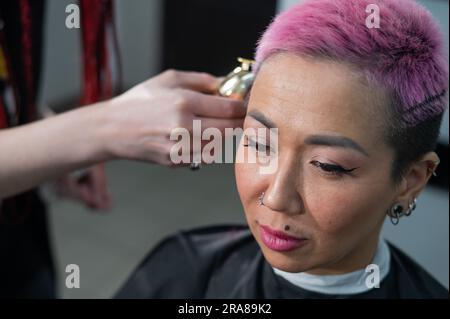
left=258, top=192, right=265, bottom=206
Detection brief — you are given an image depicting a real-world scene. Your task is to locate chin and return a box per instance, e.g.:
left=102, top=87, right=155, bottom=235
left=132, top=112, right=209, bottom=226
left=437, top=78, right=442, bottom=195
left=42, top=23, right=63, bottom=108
left=260, top=247, right=313, bottom=273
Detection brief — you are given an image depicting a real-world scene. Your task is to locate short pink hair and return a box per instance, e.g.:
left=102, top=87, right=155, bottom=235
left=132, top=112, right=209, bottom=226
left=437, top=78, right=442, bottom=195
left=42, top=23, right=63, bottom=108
left=255, top=0, right=448, bottom=126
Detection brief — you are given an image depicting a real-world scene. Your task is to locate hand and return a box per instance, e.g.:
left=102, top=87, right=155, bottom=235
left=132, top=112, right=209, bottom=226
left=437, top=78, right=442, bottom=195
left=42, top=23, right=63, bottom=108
left=54, top=164, right=111, bottom=211
left=103, top=70, right=246, bottom=166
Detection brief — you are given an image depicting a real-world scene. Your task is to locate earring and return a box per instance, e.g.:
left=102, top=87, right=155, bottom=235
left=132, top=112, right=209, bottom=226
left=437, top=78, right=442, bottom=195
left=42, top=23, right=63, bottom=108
left=258, top=192, right=265, bottom=206
left=388, top=197, right=417, bottom=225
left=388, top=203, right=404, bottom=225
left=430, top=159, right=440, bottom=177
left=405, top=197, right=417, bottom=216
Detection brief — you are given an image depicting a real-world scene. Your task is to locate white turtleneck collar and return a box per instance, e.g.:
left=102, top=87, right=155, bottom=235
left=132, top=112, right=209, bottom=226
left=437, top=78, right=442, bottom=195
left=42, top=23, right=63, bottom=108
left=273, top=238, right=391, bottom=295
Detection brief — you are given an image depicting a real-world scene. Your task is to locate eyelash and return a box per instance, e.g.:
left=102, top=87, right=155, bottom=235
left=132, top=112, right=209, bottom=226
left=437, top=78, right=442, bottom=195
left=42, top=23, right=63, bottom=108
left=310, top=160, right=358, bottom=177
left=243, top=137, right=358, bottom=177
left=243, top=137, right=273, bottom=156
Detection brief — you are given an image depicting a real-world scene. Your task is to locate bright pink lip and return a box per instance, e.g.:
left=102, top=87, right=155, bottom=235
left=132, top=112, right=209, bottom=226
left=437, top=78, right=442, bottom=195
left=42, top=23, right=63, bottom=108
left=259, top=225, right=308, bottom=252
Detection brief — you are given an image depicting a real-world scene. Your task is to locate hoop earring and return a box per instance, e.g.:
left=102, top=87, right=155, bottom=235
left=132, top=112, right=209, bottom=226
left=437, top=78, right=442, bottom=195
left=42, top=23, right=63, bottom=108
left=404, top=198, right=417, bottom=216
left=388, top=197, right=417, bottom=225
left=388, top=203, right=403, bottom=225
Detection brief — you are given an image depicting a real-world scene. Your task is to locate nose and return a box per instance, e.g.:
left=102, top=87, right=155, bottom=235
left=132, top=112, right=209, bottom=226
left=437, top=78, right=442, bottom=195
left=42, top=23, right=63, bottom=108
left=263, top=158, right=303, bottom=215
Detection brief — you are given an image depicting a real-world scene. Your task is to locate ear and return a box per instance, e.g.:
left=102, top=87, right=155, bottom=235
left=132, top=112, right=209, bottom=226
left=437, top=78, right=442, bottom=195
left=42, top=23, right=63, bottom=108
left=395, top=151, right=440, bottom=205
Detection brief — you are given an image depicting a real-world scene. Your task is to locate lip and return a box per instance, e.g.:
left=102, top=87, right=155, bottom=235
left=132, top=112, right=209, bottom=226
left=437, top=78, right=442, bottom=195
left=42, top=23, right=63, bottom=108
left=259, top=225, right=308, bottom=252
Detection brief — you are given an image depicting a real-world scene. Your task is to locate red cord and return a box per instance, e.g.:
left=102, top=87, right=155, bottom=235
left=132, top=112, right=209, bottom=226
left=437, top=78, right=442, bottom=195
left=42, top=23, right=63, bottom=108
left=79, top=0, right=116, bottom=204
left=19, top=0, right=35, bottom=122
left=0, top=18, right=21, bottom=127
left=1, top=1, right=119, bottom=223
left=101, top=0, right=114, bottom=99
left=0, top=98, right=7, bottom=129
left=80, top=0, right=115, bottom=104
left=0, top=0, right=36, bottom=224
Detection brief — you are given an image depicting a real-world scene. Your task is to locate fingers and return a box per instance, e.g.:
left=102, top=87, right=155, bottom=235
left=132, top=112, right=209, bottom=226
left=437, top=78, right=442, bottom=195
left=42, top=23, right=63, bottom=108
left=76, top=182, right=97, bottom=208
left=198, top=117, right=245, bottom=133
left=159, top=70, right=221, bottom=94
left=54, top=166, right=112, bottom=211
left=181, top=90, right=246, bottom=119
left=88, top=164, right=111, bottom=211
left=54, top=176, right=94, bottom=207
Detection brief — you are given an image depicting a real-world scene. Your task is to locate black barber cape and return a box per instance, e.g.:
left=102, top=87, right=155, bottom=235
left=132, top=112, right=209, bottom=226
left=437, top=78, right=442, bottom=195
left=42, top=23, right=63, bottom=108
left=116, top=225, right=448, bottom=299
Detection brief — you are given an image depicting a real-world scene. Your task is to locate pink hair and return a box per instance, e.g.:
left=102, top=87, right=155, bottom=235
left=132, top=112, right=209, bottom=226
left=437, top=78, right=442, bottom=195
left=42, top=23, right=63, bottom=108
left=254, top=0, right=448, bottom=126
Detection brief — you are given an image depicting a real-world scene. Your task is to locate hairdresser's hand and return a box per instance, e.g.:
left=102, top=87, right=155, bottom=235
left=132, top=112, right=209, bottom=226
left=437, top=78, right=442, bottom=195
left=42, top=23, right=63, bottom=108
left=54, top=164, right=112, bottom=211
left=0, top=70, right=244, bottom=199
left=103, top=70, right=246, bottom=166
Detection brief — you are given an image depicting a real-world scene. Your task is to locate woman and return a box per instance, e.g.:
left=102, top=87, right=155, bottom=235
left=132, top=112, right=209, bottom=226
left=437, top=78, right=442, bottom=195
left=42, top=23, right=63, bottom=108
left=116, top=0, right=448, bottom=298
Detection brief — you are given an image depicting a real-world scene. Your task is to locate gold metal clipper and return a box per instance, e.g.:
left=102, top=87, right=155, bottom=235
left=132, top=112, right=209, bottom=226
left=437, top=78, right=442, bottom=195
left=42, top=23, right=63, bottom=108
left=218, top=57, right=255, bottom=100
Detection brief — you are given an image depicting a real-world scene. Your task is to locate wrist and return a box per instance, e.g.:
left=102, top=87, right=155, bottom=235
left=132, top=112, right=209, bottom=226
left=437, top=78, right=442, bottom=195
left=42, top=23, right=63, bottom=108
left=75, top=101, right=118, bottom=163
left=86, top=98, right=131, bottom=161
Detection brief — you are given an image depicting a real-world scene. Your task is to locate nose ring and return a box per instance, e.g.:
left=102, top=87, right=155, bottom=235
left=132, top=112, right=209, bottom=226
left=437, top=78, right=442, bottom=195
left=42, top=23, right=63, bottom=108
left=258, top=192, right=265, bottom=206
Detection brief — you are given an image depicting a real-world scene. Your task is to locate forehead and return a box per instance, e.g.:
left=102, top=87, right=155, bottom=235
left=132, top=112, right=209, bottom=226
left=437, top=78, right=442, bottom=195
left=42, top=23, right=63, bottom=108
left=248, top=53, right=387, bottom=148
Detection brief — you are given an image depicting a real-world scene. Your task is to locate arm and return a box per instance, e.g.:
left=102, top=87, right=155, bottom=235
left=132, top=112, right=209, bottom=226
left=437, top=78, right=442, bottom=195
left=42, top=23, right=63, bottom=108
left=0, top=70, right=245, bottom=200
left=0, top=103, right=110, bottom=199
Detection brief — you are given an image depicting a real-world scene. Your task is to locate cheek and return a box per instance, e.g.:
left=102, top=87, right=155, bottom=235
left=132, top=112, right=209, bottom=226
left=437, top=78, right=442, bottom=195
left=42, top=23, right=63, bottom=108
left=235, top=147, right=266, bottom=216
left=304, top=180, right=389, bottom=235
left=235, top=162, right=259, bottom=207
left=305, top=189, right=355, bottom=233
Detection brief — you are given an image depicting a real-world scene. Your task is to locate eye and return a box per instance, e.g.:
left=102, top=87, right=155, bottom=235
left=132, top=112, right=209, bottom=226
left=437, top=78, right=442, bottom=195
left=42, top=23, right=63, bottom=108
left=310, top=160, right=358, bottom=177
left=243, top=136, right=273, bottom=156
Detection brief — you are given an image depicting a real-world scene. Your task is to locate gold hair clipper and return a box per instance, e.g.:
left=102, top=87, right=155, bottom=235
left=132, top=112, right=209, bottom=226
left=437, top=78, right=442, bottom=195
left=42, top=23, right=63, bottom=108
left=218, top=57, right=255, bottom=100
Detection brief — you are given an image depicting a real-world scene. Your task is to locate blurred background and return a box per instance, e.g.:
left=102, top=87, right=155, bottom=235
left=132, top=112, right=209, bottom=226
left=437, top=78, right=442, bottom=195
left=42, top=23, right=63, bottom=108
left=37, top=0, right=448, bottom=298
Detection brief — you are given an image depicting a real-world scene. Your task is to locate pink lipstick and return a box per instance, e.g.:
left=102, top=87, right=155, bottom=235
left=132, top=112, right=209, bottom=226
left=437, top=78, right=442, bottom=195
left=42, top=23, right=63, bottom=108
left=259, top=225, right=308, bottom=252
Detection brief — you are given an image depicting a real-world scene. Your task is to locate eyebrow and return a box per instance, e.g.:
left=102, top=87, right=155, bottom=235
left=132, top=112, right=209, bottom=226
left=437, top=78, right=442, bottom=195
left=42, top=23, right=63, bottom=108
left=248, top=109, right=277, bottom=129
left=304, top=134, right=369, bottom=157
left=247, top=109, right=369, bottom=157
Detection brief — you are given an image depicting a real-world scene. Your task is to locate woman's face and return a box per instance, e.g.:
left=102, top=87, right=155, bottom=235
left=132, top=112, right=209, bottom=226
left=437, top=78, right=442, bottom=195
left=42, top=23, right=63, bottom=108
left=235, top=53, right=399, bottom=274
